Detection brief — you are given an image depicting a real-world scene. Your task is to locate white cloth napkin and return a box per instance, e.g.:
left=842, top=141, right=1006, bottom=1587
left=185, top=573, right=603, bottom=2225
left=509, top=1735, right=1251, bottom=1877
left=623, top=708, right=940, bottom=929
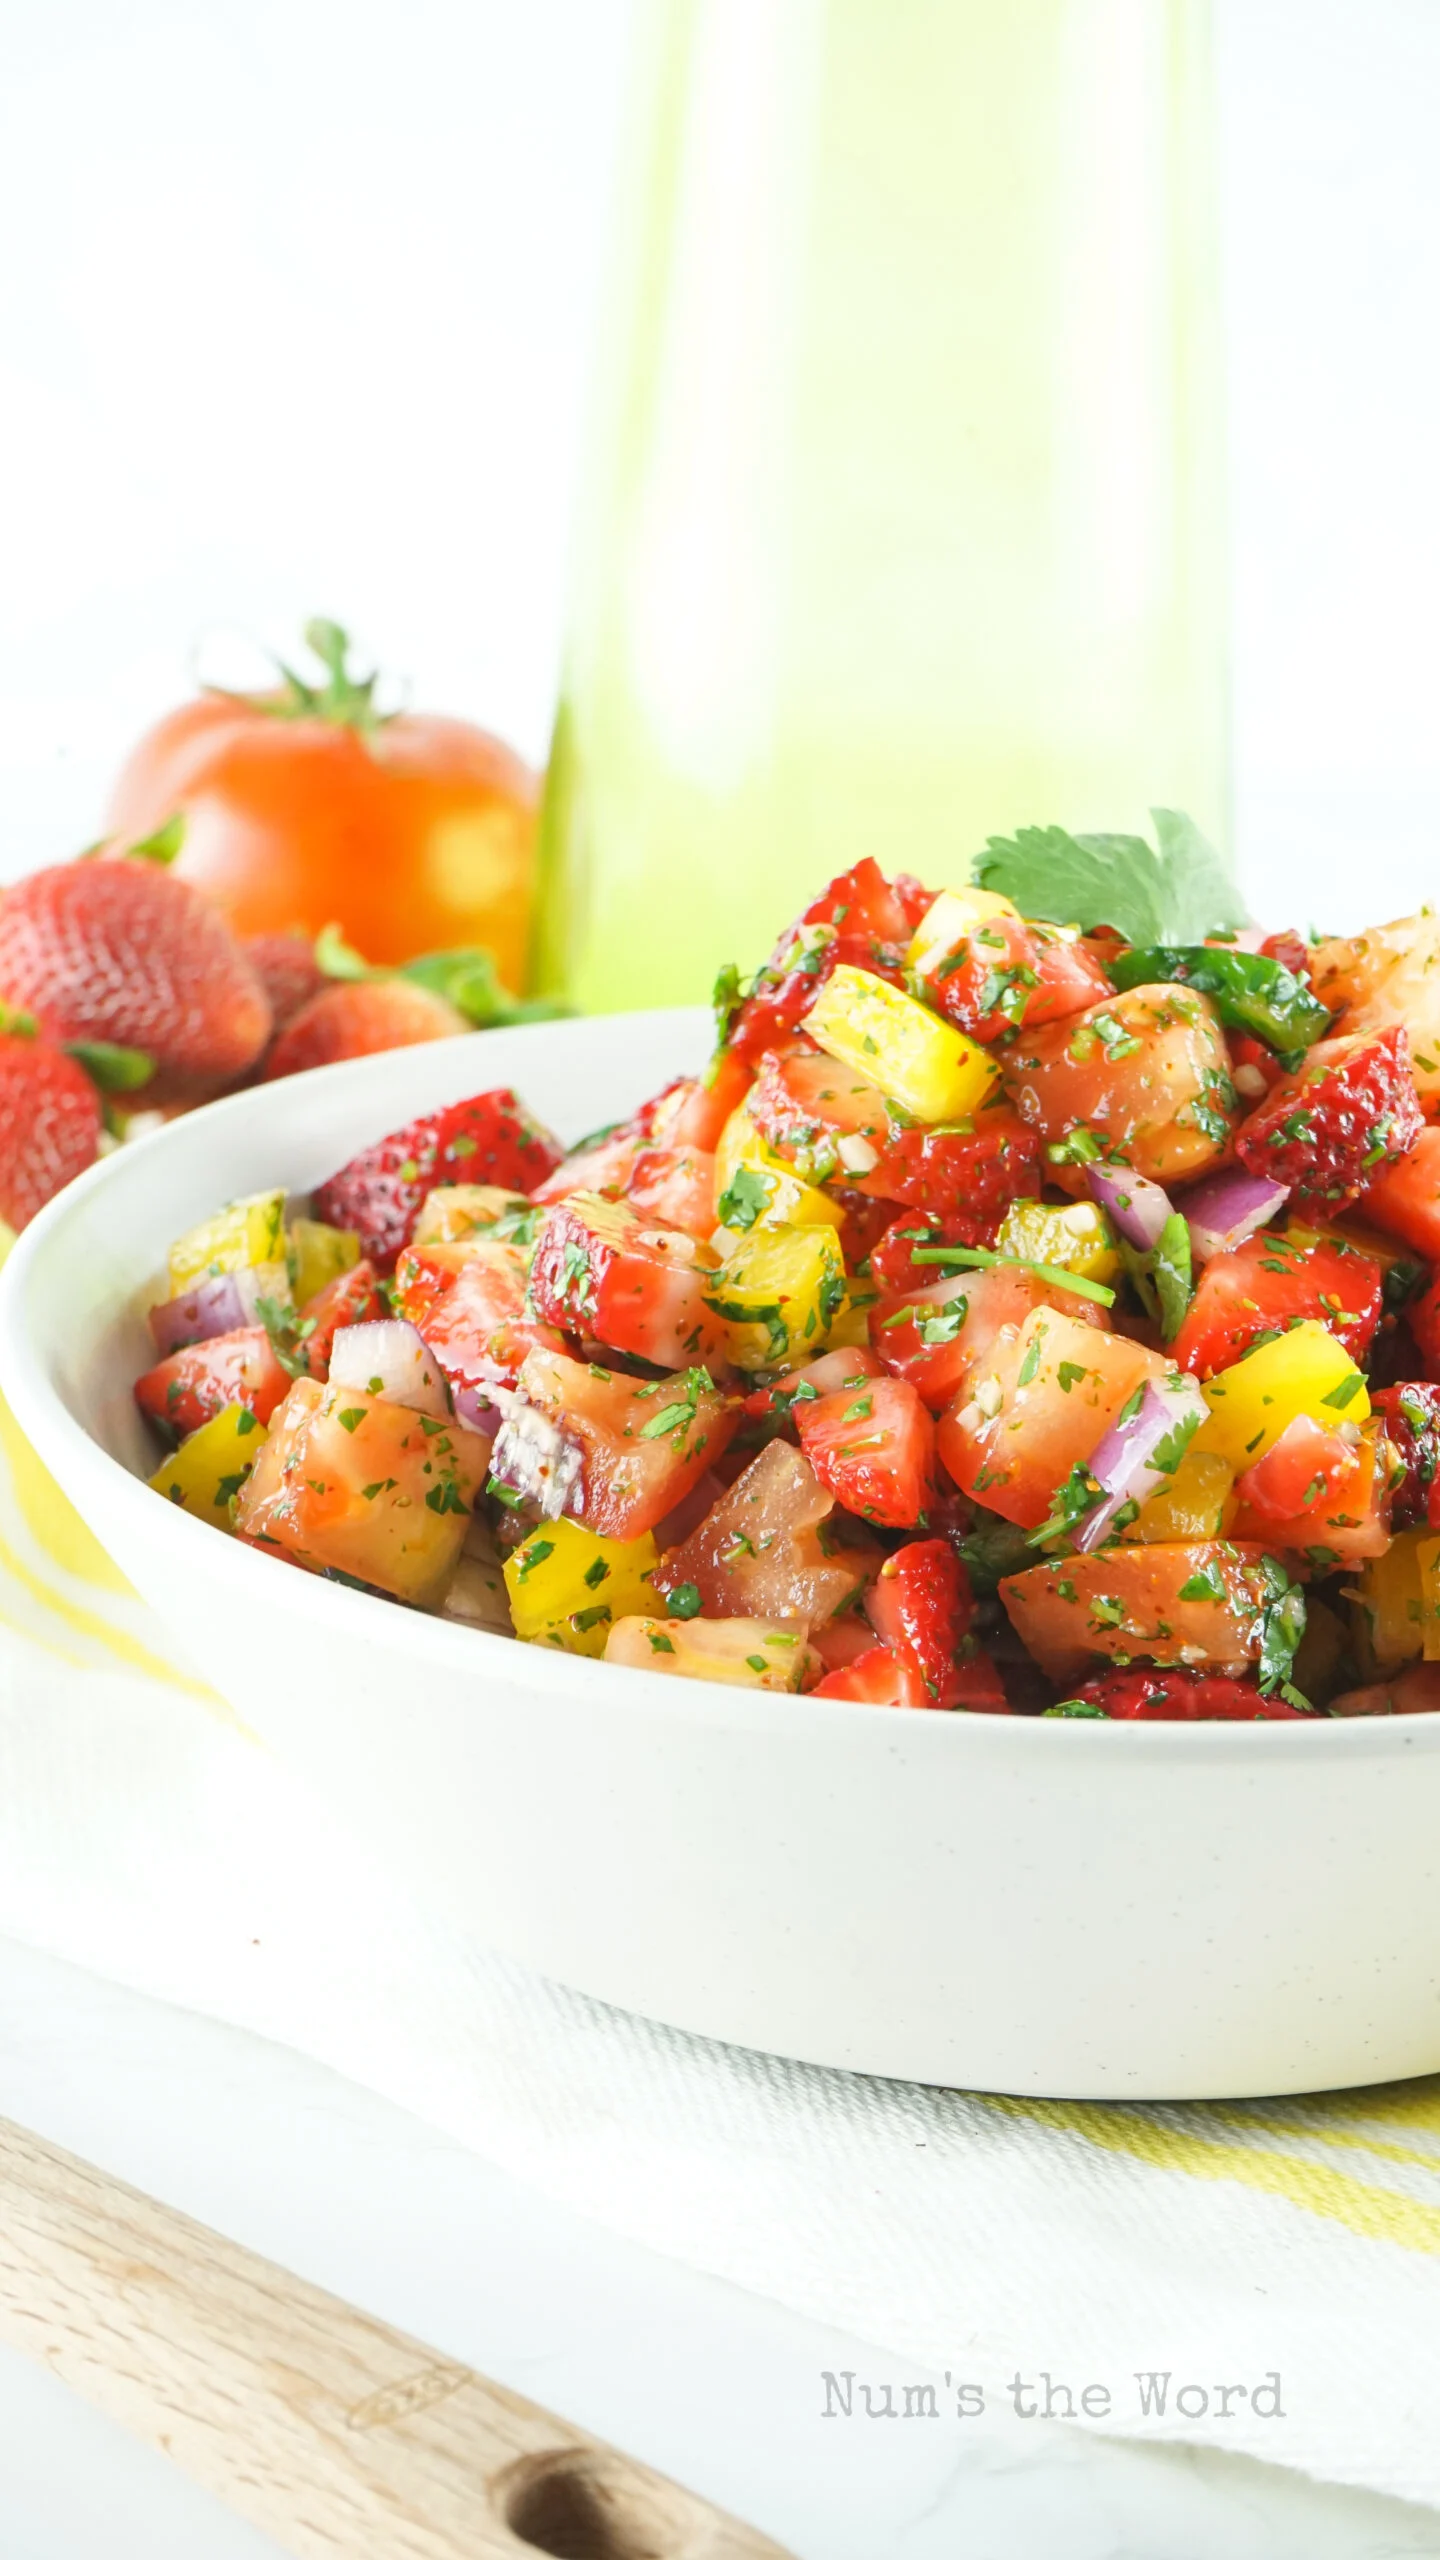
left=2, top=1393, right=1439, bottom=2510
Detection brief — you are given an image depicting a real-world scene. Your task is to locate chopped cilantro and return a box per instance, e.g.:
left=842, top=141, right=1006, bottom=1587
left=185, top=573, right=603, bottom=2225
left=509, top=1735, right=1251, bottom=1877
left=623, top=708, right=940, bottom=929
left=666, top=1582, right=703, bottom=1619
left=973, top=808, right=1245, bottom=948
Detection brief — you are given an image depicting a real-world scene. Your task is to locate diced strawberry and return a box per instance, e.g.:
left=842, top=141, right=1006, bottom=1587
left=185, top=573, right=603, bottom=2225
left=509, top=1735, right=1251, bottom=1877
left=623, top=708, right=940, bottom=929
left=395, top=1239, right=563, bottom=1399
left=300, top=1259, right=387, bottom=1377
left=625, top=1146, right=718, bottom=1242
left=530, top=1128, right=644, bottom=1205
left=921, top=913, right=1110, bottom=1042
left=643, top=1050, right=753, bottom=1152
left=868, top=1214, right=979, bottom=1298
left=1059, top=1666, right=1304, bottom=1721
left=864, top=1538, right=974, bottom=1705
left=725, top=862, right=920, bottom=1063
left=951, top=1650, right=1011, bottom=1712
left=795, top=1374, right=936, bottom=1530
left=1404, top=1272, right=1440, bottom=1376
left=529, top=1192, right=724, bottom=1368
left=1259, top=928, right=1312, bottom=980
left=743, top=1346, right=884, bottom=1429
left=1171, top=1231, right=1383, bottom=1379
left=501, top=1346, right=738, bottom=1541
left=1232, top=1413, right=1362, bottom=1523
left=313, top=1090, right=562, bottom=1268
left=811, top=1641, right=934, bottom=1707
left=1233, top=1024, right=1422, bottom=1207
left=831, top=1188, right=900, bottom=1270
left=746, top=1042, right=891, bottom=1180
left=135, top=1326, right=292, bottom=1437
left=1373, top=1383, right=1440, bottom=1528
left=1362, top=1125, right=1440, bottom=1260
left=855, top=1108, right=1042, bottom=1224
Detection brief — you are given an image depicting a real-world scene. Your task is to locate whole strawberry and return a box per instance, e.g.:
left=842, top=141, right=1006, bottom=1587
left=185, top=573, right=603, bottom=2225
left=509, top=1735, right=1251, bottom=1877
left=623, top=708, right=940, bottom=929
left=264, top=977, right=466, bottom=1081
left=243, top=932, right=326, bottom=1034
left=0, top=1020, right=103, bottom=1234
left=0, top=851, right=271, bottom=1102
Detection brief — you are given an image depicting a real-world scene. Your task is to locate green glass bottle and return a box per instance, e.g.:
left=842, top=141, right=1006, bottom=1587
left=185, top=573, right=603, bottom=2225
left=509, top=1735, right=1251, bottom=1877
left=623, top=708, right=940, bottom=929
left=535, top=0, right=1226, bottom=1012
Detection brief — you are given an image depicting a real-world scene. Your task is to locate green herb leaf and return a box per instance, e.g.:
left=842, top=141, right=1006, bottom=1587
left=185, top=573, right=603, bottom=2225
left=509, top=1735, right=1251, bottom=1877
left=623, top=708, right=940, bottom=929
left=666, top=1582, right=703, bottom=1619
left=974, top=808, right=1245, bottom=948
left=716, top=1164, right=771, bottom=1234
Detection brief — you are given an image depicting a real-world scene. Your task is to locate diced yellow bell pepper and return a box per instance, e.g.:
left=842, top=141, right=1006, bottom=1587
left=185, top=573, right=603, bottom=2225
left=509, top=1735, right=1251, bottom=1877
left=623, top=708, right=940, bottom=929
left=504, top=1517, right=658, bottom=1658
left=1418, top=1536, right=1440, bottom=1664
left=803, top=964, right=1000, bottom=1125
left=289, top=1216, right=360, bottom=1307
left=148, top=1402, right=267, bottom=1530
left=1121, top=1445, right=1235, bottom=1543
left=1350, top=1525, right=1432, bottom=1668
left=168, top=1189, right=287, bottom=1294
left=907, top=885, right=1021, bottom=978
left=712, top=1106, right=843, bottom=1239
left=1195, top=1320, right=1370, bottom=1473
left=994, top=1197, right=1122, bottom=1285
left=412, top=1186, right=534, bottom=1247
left=825, top=1284, right=879, bottom=1351
left=704, top=1222, right=847, bottom=1372
left=604, top=1615, right=817, bottom=1691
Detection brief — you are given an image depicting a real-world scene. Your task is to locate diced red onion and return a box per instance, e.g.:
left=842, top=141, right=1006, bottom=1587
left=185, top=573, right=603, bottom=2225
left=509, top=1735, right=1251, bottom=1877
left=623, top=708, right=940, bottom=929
left=328, top=1319, right=451, bottom=1417
left=453, top=1381, right=507, bottom=1439
left=489, top=1399, right=584, bottom=1520
left=1182, top=1169, right=1289, bottom=1266
left=147, top=1262, right=286, bottom=1356
left=1074, top=1376, right=1208, bottom=1553
left=1085, top=1161, right=1172, bottom=1253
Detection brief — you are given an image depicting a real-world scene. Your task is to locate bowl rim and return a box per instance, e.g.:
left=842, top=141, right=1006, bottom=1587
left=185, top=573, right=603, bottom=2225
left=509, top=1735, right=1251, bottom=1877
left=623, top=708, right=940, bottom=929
left=3, top=1014, right=1436, bottom=1762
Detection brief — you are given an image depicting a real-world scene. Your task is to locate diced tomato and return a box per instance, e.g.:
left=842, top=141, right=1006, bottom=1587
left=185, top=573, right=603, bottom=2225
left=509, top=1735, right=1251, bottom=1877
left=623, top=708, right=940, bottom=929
left=872, top=1261, right=1107, bottom=1415
left=233, top=1377, right=489, bottom=1606
left=1234, top=1024, right=1422, bottom=1207
left=855, top=1107, right=1042, bottom=1225
left=1171, top=1231, right=1383, bottom=1379
left=831, top=1188, right=900, bottom=1270
left=1060, top=1665, right=1303, bottom=1720
left=1000, top=1541, right=1281, bottom=1683
left=625, top=1146, right=718, bottom=1242
left=811, top=1641, right=934, bottom=1708
left=1232, top=1412, right=1362, bottom=1523
left=650, top=1439, right=877, bottom=1623
left=395, top=1238, right=564, bottom=1398
left=1362, top=1125, right=1440, bottom=1259
left=1371, top=1383, right=1440, bottom=1528
left=1230, top=1418, right=1392, bottom=1565
left=644, top=1050, right=753, bottom=1153
left=313, top=1091, right=562, bottom=1268
left=795, top=1374, right=936, bottom=1530
left=1228, top=1032, right=1284, bottom=1099
left=136, top=1325, right=292, bottom=1437
left=938, top=1308, right=1165, bottom=1531
left=503, top=1346, right=738, bottom=1541
left=1002, top=984, right=1237, bottom=1189
left=529, top=1191, right=724, bottom=1368
left=299, top=1259, right=387, bottom=1377
left=746, top=1042, right=891, bottom=1179
left=920, top=912, right=1110, bottom=1043
left=864, top=1537, right=974, bottom=1705
left=530, top=1128, right=644, bottom=1205
left=808, top=1609, right=881, bottom=1673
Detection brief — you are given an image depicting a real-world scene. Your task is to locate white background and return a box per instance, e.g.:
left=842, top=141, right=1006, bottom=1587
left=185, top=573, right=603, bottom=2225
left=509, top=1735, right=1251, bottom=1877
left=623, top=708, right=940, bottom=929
left=1, top=0, right=1439, bottom=925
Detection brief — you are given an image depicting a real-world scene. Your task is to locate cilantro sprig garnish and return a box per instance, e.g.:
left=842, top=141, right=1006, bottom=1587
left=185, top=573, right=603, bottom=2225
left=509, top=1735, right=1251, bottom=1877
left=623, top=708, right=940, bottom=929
left=973, top=808, right=1246, bottom=948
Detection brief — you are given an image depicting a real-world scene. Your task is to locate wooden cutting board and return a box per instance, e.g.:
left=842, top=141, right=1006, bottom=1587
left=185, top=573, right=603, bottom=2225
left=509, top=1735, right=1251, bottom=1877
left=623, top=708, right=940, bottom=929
left=0, top=2113, right=792, bottom=2558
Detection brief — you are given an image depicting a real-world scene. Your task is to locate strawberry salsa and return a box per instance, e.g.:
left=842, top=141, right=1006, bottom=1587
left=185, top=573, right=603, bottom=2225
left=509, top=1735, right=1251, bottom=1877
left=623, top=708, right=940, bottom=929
left=133, top=826, right=1440, bottom=1720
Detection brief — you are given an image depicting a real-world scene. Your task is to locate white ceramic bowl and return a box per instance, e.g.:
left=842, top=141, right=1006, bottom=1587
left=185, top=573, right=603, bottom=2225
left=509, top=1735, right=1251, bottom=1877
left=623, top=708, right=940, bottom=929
left=5, top=1009, right=1440, bottom=2100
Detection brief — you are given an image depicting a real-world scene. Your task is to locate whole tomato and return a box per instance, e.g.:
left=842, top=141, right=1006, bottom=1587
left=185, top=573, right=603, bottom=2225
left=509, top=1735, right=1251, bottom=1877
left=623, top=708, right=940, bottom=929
left=105, top=621, right=537, bottom=985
